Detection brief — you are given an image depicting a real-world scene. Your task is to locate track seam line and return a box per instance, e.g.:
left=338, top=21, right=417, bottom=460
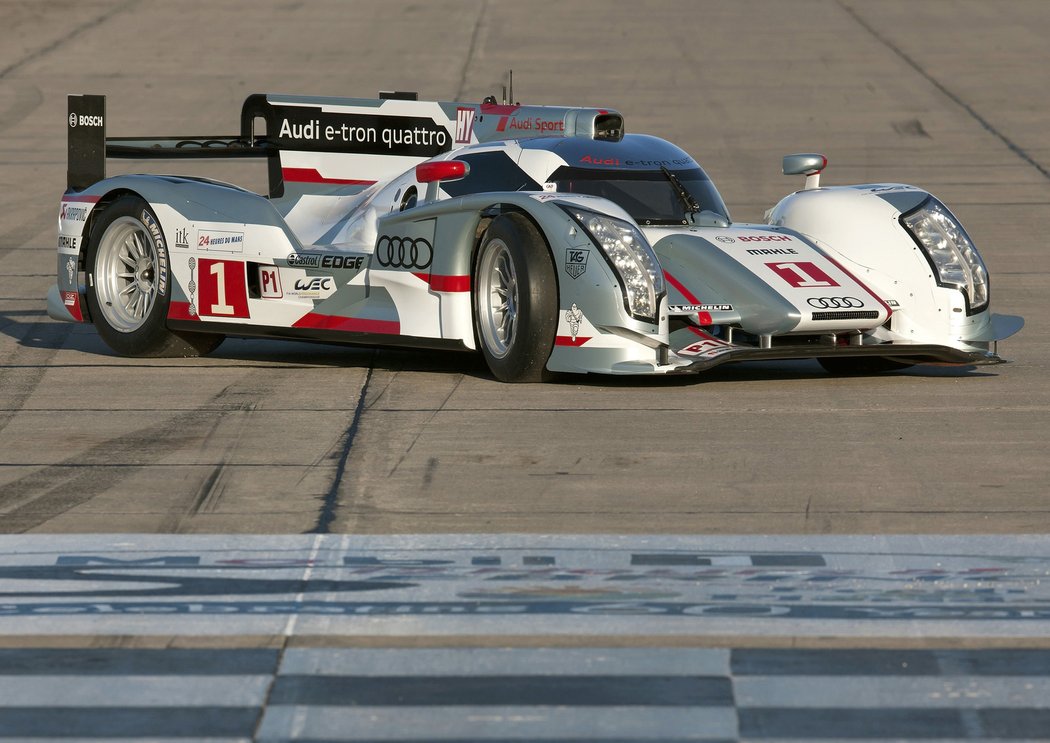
left=454, top=0, right=489, bottom=100
left=308, top=357, right=375, bottom=534
left=0, top=0, right=139, bottom=81
left=839, top=1, right=1050, bottom=182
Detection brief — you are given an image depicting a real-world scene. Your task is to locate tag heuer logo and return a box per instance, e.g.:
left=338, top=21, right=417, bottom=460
left=565, top=248, right=589, bottom=279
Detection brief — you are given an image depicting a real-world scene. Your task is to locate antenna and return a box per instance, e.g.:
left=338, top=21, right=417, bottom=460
left=509, top=70, right=514, bottom=104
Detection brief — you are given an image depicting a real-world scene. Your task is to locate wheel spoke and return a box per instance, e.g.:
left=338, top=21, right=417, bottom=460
left=131, top=232, right=148, bottom=260
left=132, top=292, right=146, bottom=319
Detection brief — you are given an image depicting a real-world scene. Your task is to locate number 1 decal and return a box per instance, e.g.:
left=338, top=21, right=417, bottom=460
left=198, top=258, right=250, bottom=318
left=765, top=261, right=839, bottom=288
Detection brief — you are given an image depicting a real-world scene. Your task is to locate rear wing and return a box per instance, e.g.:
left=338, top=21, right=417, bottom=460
left=67, top=93, right=624, bottom=198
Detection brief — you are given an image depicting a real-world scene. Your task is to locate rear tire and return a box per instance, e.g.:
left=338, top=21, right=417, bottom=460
left=818, top=357, right=913, bottom=375
left=85, top=196, right=223, bottom=357
left=473, top=213, right=558, bottom=382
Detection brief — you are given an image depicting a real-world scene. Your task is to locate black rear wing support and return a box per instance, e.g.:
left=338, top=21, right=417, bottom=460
left=67, top=93, right=282, bottom=196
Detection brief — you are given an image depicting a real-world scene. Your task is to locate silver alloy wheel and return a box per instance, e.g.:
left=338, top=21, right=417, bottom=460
left=94, top=216, right=160, bottom=333
left=477, top=237, right=519, bottom=359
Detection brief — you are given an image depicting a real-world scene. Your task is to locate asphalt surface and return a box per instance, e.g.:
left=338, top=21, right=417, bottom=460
left=2, top=0, right=1047, bottom=536
left=1, top=1, right=1049, bottom=738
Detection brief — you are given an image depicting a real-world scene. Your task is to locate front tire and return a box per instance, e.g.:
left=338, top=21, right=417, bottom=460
left=473, top=213, right=558, bottom=382
left=85, top=196, right=223, bottom=357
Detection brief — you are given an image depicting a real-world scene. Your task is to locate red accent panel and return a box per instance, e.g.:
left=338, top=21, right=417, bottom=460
left=61, top=291, right=83, bottom=322
left=555, top=335, right=591, bottom=347
left=168, top=300, right=199, bottom=322
left=480, top=103, right=522, bottom=115
left=281, top=168, right=376, bottom=186
left=292, top=312, right=400, bottom=335
left=419, top=274, right=471, bottom=292
left=198, top=258, right=250, bottom=319
left=497, top=116, right=508, bottom=132
left=416, top=160, right=468, bottom=183
left=766, top=261, right=839, bottom=288
left=61, top=194, right=101, bottom=203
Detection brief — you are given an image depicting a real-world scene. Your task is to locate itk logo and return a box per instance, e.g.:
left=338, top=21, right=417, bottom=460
left=766, top=261, right=839, bottom=288
left=455, top=107, right=476, bottom=144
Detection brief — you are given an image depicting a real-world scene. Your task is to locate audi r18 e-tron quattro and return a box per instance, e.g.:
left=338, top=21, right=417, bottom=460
left=49, top=91, right=1022, bottom=381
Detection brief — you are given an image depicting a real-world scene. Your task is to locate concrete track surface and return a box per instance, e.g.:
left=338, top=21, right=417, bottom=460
left=1, top=1, right=1050, bottom=740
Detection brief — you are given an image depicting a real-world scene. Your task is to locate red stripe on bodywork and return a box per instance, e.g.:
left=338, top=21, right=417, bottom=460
left=168, top=301, right=199, bottom=321
left=664, top=271, right=700, bottom=303
left=663, top=271, right=713, bottom=325
left=413, top=273, right=471, bottom=292
left=555, top=335, right=591, bottom=347
left=292, top=312, right=400, bottom=335
left=282, top=168, right=376, bottom=186
left=62, top=194, right=101, bottom=203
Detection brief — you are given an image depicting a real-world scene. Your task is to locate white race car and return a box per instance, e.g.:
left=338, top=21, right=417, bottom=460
left=49, top=91, right=1022, bottom=381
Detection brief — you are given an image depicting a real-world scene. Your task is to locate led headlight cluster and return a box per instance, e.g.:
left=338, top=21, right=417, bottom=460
left=901, top=197, right=989, bottom=314
left=564, top=207, right=664, bottom=322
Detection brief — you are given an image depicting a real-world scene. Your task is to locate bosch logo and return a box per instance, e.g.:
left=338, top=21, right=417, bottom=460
left=738, top=235, right=791, bottom=243
left=375, top=235, right=433, bottom=270
left=69, top=114, right=103, bottom=128
left=806, top=297, right=864, bottom=309
left=715, top=236, right=735, bottom=244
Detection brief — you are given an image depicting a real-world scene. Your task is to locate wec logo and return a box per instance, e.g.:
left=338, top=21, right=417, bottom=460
left=294, top=277, right=333, bottom=292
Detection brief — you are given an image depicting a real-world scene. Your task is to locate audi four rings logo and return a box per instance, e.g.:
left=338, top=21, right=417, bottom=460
left=375, top=235, right=433, bottom=269
left=807, top=296, right=865, bottom=309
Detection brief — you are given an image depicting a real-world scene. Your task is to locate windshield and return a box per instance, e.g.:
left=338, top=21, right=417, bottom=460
left=548, top=166, right=729, bottom=226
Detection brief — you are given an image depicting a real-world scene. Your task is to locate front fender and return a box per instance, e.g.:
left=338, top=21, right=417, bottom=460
left=377, top=192, right=669, bottom=371
left=766, top=184, right=1019, bottom=347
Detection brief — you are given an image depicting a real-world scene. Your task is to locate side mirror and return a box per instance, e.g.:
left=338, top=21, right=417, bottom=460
left=416, top=160, right=470, bottom=204
left=783, top=153, right=827, bottom=190
left=415, top=160, right=469, bottom=183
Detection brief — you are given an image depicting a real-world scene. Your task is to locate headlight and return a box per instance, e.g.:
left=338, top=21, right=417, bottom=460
left=901, top=197, right=989, bottom=314
left=562, top=207, right=665, bottom=322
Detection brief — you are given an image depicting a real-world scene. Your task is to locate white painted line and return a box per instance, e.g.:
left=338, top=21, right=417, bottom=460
left=0, top=740, right=250, bottom=743
left=0, top=675, right=272, bottom=707
left=735, top=676, right=1050, bottom=709
left=279, top=647, right=730, bottom=676
left=257, top=705, right=737, bottom=741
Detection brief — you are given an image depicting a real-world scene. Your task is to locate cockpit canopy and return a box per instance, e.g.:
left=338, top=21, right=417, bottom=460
left=525, top=134, right=731, bottom=226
